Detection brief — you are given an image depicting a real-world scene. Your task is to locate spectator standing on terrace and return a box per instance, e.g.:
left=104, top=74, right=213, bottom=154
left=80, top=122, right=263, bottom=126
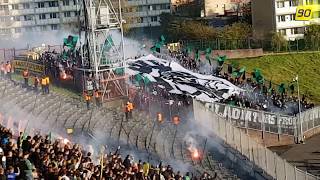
left=19, top=152, right=34, bottom=180
left=41, top=75, right=47, bottom=94
left=5, top=61, right=12, bottom=81
left=84, top=91, right=91, bottom=110
left=22, top=69, right=29, bottom=87
left=94, top=90, right=101, bottom=107
left=33, top=76, right=40, bottom=91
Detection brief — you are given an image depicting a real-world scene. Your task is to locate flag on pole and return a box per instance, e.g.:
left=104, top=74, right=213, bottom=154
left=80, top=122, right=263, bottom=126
left=195, top=50, right=200, bottom=62
left=205, top=48, right=212, bottom=65
left=216, top=55, right=227, bottom=66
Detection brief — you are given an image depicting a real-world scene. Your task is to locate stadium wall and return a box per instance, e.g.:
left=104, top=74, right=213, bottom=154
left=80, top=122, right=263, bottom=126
left=212, top=48, right=264, bottom=59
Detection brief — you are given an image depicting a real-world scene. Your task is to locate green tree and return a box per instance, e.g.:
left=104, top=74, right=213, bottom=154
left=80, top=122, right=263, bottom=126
left=220, top=22, right=252, bottom=49
left=271, top=32, right=287, bottom=52
left=305, top=24, right=320, bottom=50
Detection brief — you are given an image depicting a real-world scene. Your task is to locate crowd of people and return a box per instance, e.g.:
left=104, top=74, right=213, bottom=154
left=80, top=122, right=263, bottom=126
left=0, top=124, right=214, bottom=180
left=167, top=50, right=314, bottom=115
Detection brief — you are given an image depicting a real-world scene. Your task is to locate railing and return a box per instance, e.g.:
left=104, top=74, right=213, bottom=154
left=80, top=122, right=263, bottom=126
left=299, top=106, right=320, bottom=138
left=193, top=100, right=319, bottom=180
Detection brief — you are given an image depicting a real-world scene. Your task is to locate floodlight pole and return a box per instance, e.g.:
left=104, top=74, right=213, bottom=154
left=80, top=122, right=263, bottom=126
left=296, top=75, right=304, bottom=143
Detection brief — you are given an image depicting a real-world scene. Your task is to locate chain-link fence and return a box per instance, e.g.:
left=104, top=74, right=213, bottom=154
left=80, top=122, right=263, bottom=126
left=194, top=100, right=319, bottom=180
left=179, top=38, right=311, bottom=52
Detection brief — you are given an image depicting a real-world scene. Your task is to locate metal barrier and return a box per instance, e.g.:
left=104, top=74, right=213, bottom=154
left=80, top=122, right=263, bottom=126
left=299, top=106, right=320, bottom=138
left=193, top=100, right=319, bottom=180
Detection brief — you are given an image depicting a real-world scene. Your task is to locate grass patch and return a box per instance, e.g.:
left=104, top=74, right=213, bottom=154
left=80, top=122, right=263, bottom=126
left=230, top=52, right=320, bottom=104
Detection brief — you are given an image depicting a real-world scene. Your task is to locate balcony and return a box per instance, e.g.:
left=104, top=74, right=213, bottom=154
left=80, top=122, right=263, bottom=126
left=61, top=16, right=78, bottom=23
left=9, top=9, right=34, bottom=16
left=36, top=18, right=60, bottom=25
left=11, top=20, right=35, bottom=27
left=60, top=5, right=77, bottom=11
left=276, top=6, right=296, bottom=15
left=0, top=10, right=9, bottom=16
left=276, top=20, right=310, bottom=29
left=34, top=7, right=59, bottom=14
left=127, top=0, right=170, bottom=6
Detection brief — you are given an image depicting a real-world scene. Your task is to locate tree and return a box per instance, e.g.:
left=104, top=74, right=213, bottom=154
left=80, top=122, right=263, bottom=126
left=271, top=32, right=287, bottom=52
left=241, top=2, right=252, bottom=24
left=305, top=24, right=320, bottom=50
left=220, top=22, right=252, bottom=49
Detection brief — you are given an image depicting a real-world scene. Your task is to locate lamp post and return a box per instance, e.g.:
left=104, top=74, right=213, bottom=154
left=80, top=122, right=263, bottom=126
left=295, top=75, right=303, bottom=143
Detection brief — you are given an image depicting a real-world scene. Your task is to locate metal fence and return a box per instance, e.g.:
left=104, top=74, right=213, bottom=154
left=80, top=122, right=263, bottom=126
left=299, top=106, right=320, bottom=138
left=193, top=100, right=319, bottom=180
left=179, top=38, right=309, bottom=52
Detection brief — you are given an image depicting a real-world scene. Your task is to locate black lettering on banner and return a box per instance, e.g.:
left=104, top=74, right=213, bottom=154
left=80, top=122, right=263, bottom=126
left=297, top=9, right=312, bottom=17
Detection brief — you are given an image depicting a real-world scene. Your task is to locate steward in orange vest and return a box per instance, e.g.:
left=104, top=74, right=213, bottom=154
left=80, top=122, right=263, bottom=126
left=94, top=90, right=101, bottom=107
left=22, top=69, right=29, bottom=87
left=84, top=91, right=91, bottom=110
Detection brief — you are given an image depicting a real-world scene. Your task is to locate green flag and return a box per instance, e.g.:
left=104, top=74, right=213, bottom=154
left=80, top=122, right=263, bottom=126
left=253, top=68, right=264, bottom=84
left=115, top=67, right=124, bottom=75
left=268, top=80, right=272, bottom=93
left=48, top=132, right=52, bottom=142
left=143, top=76, right=151, bottom=85
left=289, top=83, right=294, bottom=94
left=232, top=66, right=246, bottom=78
left=63, top=35, right=78, bottom=50
left=135, top=74, right=143, bottom=82
left=278, top=83, right=286, bottom=94
left=217, top=55, right=227, bottom=66
left=186, top=46, right=192, bottom=55
left=160, top=35, right=166, bottom=45
left=205, top=48, right=212, bottom=65
left=195, top=50, right=200, bottom=62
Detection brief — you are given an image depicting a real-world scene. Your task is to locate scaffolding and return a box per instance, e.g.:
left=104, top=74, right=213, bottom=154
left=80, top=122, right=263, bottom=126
left=77, top=0, right=128, bottom=101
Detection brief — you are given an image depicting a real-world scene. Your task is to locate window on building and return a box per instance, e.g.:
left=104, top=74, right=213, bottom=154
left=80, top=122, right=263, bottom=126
left=24, top=15, right=32, bottom=21
left=63, top=0, right=69, bottom=6
left=49, top=1, right=58, bottom=7
left=14, top=28, right=21, bottom=33
left=151, top=16, right=157, bottom=22
left=64, top=11, right=71, bottom=17
left=136, top=17, right=144, bottom=23
left=22, top=3, right=30, bottom=9
left=74, top=11, right=79, bottom=16
left=149, top=5, right=156, bottom=11
left=0, top=5, right=9, bottom=11
left=276, top=1, right=285, bottom=8
left=279, top=29, right=286, bottom=36
left=136, top=6, right=143, bottom=12
left=39, top=14, right=46, bottom=20
left=277, top=15, right=285, bottom=22
left=289, top=0, right=298, bottom=6
left=38, top=2, right=44, bottom=8
left=289, top=14, right=296, bottom=21
left=40, top=25, right=47, bottom=31
left=25, top=27, right=33, bottom=32
left=51, top=24, right=59, bottom=30
left=49, top=13, right=58, bottom=19
left=12, top=4, right=19, bottom=10
left=13, top=16, right=20, bottom=21
left=160, top=4, right=170, bottom=10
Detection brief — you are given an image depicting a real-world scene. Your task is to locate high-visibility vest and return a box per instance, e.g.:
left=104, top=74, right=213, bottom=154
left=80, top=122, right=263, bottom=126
left=94, top=91, right=100, bottom=98
left=85, top=95, right=91, bottom=101
left=22, top=70, right=29, bottom=78
left=45, top=77, right=50, bottom=84
left=128, top=102, right=133, bottom=111
left=41, top=78, right=47, bottom=85
left=5, top=64, right=11, bottom=72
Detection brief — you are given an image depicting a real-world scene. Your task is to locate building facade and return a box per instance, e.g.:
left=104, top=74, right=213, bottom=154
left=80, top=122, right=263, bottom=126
left=203, top=0, right=250, bottom=17
left=252, top=0, right=320, bottom=40
left=0, top=0, right=171, bottom=36
left=0, top=0, right=79, bottom=35
left=124, top=0, right=171, bottom=28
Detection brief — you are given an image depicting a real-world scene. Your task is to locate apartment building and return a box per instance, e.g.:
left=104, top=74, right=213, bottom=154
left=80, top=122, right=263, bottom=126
left=124, top=0, right=171, bottom=28
left=252, top=0, right=320, bottom=40
left=203, top=0, right=250, bottom=17
left=0, top=0, right=79, bottom=35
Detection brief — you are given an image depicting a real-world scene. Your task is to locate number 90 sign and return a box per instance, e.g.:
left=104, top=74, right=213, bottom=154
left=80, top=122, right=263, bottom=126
left=295, top=5, right=314, bottom=21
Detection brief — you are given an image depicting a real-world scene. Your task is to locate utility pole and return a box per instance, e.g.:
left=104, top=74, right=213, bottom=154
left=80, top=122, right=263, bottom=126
left=296, top=75, right=304, bottom=143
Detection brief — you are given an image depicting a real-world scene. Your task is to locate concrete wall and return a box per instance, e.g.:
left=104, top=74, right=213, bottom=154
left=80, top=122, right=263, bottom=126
left=252, top=0, right=276, bottom=40
left=244, top=128, right=295, bottom=147
left=212, top=48, right=264, bottom=59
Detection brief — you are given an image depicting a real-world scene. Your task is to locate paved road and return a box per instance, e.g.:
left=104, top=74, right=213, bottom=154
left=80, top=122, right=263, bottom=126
left=270, top=135, right=320, bottom=177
